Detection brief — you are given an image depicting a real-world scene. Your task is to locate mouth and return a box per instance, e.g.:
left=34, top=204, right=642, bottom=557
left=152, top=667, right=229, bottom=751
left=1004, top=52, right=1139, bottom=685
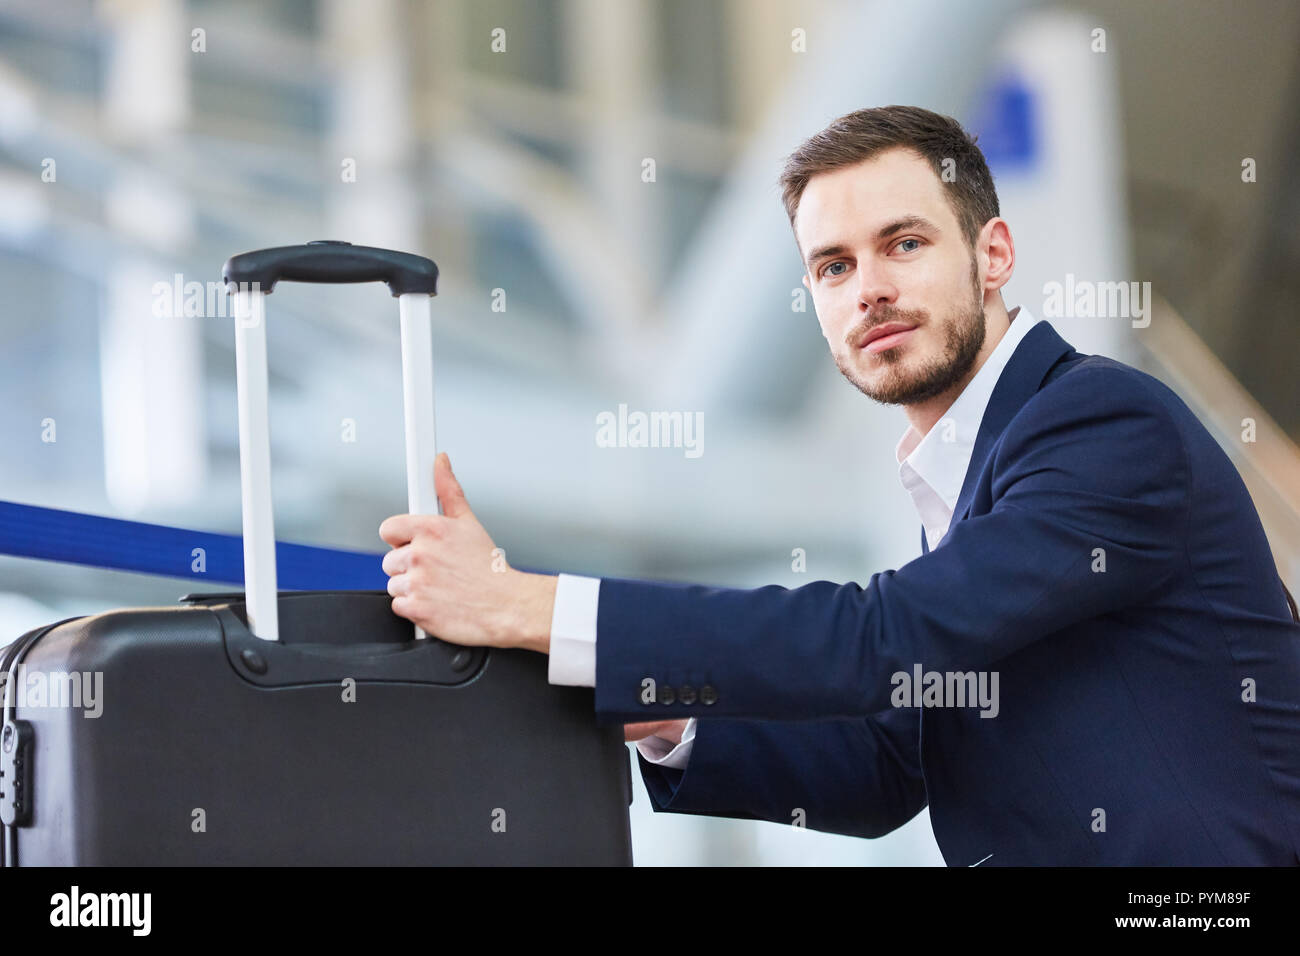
left=859, top=322, right=917, bottom=354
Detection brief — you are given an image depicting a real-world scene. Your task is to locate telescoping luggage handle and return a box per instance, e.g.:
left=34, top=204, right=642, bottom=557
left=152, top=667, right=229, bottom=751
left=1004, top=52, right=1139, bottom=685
left=223, top=241, right=440, bottom=642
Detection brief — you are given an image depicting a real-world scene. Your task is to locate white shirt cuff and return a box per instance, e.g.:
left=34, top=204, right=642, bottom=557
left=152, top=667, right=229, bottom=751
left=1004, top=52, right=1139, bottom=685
left=546, top=574, right=697, bottom=771
left=546, top=573, right=600, bottom=687
left=634, top=718, right=697, bottom=770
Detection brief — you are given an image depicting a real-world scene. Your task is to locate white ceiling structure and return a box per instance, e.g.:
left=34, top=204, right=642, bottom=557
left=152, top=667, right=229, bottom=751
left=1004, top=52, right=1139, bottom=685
left=0, top=0, right=1043, bottom=616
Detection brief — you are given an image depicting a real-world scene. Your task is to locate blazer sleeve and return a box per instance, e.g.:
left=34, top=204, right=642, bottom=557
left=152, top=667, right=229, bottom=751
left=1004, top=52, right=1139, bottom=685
left=638, top=707, right=927, bottom=839
left=594, top=367, right=1189, bottom=722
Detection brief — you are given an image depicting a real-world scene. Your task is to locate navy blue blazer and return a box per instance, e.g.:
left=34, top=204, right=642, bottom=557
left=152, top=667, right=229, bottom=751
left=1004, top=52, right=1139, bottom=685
left=595, top=319, right=1300, bottom=865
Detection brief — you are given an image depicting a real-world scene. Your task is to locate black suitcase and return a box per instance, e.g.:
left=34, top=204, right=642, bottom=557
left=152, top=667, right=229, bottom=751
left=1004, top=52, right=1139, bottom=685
left=0, top=243, right=633, bottom=865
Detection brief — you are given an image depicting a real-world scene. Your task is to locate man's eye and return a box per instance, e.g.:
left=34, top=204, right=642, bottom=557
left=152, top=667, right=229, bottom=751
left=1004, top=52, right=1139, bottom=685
left=896, top=238, right=922, bottom=253
left=823, top=261, right=848, bottom=277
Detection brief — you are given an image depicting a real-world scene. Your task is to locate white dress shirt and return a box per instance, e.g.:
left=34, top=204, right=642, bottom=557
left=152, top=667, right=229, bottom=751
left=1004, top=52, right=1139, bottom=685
left=548, top=306, right=1040, bottom=770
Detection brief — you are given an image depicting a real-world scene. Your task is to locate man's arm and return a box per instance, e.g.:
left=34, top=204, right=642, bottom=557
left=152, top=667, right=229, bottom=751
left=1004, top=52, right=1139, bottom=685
left=592, top=368, right=1188, bottom=723
left=638, top=708, right=927, bottom=839
left=382, top=370, right=1187, bottom=727
left=547, top=572, right=697, bottom=761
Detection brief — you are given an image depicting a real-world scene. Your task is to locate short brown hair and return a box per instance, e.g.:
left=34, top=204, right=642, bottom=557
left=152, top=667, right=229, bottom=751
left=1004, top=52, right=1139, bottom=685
left=779, top=105, right=999, bottom=250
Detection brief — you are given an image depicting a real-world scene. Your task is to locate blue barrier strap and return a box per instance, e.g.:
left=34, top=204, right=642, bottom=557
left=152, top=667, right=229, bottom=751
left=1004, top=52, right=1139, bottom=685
left=0, top=500, right=388, bottom=590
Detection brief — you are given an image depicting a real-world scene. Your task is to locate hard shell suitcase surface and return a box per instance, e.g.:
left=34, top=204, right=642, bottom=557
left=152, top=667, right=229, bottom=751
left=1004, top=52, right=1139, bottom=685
left=0, top=243, right=634, bottom=865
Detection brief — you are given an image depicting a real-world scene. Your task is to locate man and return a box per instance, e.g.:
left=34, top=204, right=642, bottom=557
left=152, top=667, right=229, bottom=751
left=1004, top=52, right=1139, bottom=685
left=378, top=106, right=1300, bottom=865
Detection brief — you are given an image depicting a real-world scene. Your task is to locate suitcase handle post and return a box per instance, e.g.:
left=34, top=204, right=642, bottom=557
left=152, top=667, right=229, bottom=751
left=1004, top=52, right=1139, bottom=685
left=225, top=242, right=441, bottom=642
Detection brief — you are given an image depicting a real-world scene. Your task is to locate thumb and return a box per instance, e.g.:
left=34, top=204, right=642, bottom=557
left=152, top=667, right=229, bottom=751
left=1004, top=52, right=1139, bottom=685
left=434, top=452, right=473, bottom=519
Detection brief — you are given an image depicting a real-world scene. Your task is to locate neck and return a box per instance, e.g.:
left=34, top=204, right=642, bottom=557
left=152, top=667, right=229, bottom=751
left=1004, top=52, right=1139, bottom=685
left=904, top=301, right=1014, bottom=437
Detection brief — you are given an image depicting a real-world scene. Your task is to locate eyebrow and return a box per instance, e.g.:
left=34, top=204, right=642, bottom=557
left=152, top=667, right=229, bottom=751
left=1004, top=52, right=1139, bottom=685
left=804, top=215, right=940, bottom=270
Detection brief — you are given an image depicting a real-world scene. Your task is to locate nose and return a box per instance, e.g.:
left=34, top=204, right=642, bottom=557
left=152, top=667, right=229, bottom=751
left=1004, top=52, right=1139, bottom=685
left=856, top=262, right=899, bottom=313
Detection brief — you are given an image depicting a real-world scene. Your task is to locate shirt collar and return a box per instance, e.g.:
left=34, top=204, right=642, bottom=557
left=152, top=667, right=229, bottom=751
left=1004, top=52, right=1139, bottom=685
left=895, top=306, right=1041, bottom=509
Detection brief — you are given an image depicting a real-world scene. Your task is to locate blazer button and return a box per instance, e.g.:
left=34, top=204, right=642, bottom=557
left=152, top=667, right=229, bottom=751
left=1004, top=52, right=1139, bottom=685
left=659, top=685, right=676, bottom=705
left=700, top=684, right=717, bottom=705
left=678, top=685, right=697, bottom=705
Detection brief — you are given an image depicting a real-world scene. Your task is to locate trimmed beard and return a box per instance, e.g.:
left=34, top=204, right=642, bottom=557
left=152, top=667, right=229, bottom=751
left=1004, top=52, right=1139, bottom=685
left=836, top=256, right=986, bottom=406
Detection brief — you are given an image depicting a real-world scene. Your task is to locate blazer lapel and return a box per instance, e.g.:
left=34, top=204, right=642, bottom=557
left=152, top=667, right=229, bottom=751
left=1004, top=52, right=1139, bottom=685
left=949, top=321, right=1077, bottom=526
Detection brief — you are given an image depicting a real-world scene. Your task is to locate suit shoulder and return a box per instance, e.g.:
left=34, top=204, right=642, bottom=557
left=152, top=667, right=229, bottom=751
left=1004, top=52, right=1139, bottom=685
left=992, top=353, right=1193, bottom=512
left=1020, top=352, right=1193, bottom=430
left=999, top=354, right=1196, bottom=487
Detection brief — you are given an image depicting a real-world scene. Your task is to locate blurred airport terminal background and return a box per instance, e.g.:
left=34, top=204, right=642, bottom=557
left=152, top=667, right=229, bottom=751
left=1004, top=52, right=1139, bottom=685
left=1, top=0, right=1297, bottom=864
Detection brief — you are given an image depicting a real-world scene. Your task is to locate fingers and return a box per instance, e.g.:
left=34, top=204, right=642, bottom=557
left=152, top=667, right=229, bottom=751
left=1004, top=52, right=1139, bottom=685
left=378, top=512, right=449, bottom=547
left=380, top=453, right=471, bottom=545
left=434, top=452, right=472, bottom=519
left=390, top=594, right=416, bottom=623
left=381, top=543, right=411, bottom=577
left=379, top=514, right=419, bottom=547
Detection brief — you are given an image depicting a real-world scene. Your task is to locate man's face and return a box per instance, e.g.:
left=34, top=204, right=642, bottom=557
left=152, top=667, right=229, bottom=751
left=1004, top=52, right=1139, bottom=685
left=797, top=147, right=987, bottom=406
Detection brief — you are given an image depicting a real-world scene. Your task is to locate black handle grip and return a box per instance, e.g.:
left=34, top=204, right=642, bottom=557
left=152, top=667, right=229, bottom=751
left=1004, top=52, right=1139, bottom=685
left=222, top=240, right=438, bottom=297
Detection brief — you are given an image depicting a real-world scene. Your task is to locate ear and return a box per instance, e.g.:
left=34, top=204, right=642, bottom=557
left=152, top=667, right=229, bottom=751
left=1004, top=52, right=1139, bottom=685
left=978, top=218, right=1015, bottom=294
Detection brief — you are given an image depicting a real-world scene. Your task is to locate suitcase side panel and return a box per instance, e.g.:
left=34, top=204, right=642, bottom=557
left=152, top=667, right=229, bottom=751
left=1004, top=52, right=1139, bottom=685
left=11, top=599, right=631, bottom=865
